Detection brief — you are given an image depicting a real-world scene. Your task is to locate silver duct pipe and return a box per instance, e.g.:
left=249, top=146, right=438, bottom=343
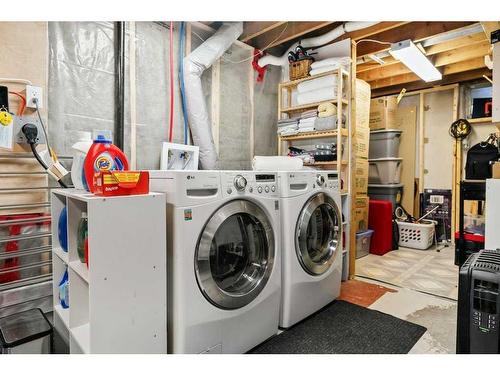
left=183, top=22, right=243, bottom=169
left=258, top=21, right=379, bottom=67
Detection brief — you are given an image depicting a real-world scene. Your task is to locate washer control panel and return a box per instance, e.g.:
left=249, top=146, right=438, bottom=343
left=221, top=172, right=278, bottom=198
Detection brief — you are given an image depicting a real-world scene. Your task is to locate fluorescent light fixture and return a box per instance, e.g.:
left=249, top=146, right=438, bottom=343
left=390, top=40, right=442, bottom=82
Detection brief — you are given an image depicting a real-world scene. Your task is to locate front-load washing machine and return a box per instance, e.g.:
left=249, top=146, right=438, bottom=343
left=149, top=170, right=281, bottom=353
left=278, top=170, right=343, bottom=328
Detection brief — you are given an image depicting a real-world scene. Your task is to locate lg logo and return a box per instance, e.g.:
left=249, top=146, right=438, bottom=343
left=187, top=175, right=195, bottom=180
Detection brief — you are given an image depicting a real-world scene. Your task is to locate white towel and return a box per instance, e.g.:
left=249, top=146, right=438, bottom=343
left=310, top=66, right=339, bottom=76
left=298, top=126, right=315, bottom=133
left=297, top=75, right=338, bottom=94
left=252, top=156, right=303, bottom=171
left=311, top=56, right=351, bottom=70
left=297, top=87, right=336, bottom=105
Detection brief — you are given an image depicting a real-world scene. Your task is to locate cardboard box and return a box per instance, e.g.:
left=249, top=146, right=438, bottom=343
left=369, top=96, right=399, bottom=130
left=493, top=162, right=500, bottom=178
left=352, top=125, right=370, bottom=159
left=353, top=158, right=369, bottom=195
left=353, top=195, right=369, bottom=233
left=355, top=79, right=371, bottom=129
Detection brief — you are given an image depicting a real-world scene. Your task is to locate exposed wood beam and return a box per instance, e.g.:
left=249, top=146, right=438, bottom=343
left=424, top=32, right=487, bottom=55
left=370, top=68, right=492, bottom=96
left=252, top=21, right=335, bottom=50
left=358, top=42, right=491, bottom=82
left=443, top=57, right=486, bottom=75
left=433, top=41, right=491, bottom=66
left=338, top=21, right=410, bottom=41
left=481, top=22, right=500, bottom=42
left=357, top=31, right=486, bottom=73
left=240, top=22, right=286, bottom=43
left=356, top=21, right=475, bottom=57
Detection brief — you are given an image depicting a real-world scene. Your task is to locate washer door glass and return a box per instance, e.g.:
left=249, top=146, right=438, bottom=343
left=195, top=200, right=275, bottom=310
left=296, top=193, right=341, bottom=275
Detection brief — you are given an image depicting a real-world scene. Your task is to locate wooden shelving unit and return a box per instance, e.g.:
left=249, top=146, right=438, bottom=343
left=277, top=66, right=352, bottom=280
left=50, top=189, right=167, bottom=354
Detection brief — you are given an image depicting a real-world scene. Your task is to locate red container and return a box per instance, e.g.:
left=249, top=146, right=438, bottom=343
left=368, top=199, right=393, bottom=256
left=94, top=170, right=149, bottom=197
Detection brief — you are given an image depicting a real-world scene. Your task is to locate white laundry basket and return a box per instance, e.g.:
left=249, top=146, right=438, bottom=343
left=396, top=220, right=437, bottom=250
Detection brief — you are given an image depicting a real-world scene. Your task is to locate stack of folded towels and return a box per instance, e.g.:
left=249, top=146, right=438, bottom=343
left=309, top=56, right=351, bottom=76
left=277, top=117, right=299, bottom=136
left=298, top=109, right=317, bottom=133
left=296, top=75, right=339, bottom=105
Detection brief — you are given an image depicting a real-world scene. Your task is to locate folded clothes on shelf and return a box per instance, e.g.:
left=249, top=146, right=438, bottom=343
left=297, top=75, right=338, bottom=94
left=310, top=56, right=351, bottom=70
left=297, top=87, right=336, bottom=105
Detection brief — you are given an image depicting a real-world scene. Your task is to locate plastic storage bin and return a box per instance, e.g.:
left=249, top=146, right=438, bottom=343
left=368, top=183, right=403, bottom=211
left=356, top=229, right=374, bottom=259
left=368, top=158, right=403, bottom=184
left=397, top=220, right=437, bottom=250
left=368, top=200, right=393, bottom=255
left=369, top=129, right=402, bottom=159
left=0, top=308, right=52, bottom=354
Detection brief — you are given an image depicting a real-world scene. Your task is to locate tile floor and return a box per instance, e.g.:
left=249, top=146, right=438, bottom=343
left=355, top=244, right=459, bottom=300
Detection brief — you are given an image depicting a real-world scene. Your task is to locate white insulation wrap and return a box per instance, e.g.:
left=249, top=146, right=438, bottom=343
left=183, top=22, right=243, bottom=169
left=258, top=22, right=379, bottom=67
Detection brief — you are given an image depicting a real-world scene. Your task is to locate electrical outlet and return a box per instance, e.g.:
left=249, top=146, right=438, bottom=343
left=26, top=85, right=43, bottom=109
left=13, top=115, right=46, bottom=145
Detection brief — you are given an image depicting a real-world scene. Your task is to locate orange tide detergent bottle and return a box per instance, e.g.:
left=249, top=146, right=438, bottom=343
left=83, top=131, right=129, bottom=193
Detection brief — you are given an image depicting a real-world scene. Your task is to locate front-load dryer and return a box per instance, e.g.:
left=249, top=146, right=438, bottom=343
left=149, top=170, right=281, bottom=353
left=278, top=170, right=343, bottom=329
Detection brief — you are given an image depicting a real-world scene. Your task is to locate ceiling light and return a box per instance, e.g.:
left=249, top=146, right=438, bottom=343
left=389, top=40, right=442, bottom=82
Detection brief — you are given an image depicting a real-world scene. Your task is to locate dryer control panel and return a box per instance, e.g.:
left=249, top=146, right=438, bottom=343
left=220, top=171, right=279, bottom=198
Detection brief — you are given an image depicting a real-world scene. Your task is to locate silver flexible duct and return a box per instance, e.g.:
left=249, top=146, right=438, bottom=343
left=183, top=22, right=243, bottom=169
left=258, top=22, right=379, bottom=67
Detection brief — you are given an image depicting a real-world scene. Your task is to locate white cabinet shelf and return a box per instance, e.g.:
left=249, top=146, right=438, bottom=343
left=51, top=189, right=167, bottom=353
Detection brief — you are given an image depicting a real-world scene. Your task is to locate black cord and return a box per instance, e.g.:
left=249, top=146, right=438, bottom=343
left=34, top=99, right=53, bottom=159
left=29, top=143, right=68, bottom=188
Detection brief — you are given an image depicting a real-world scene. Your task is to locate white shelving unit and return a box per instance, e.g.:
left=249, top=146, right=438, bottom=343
left=51, top=189, right=167, bottom=354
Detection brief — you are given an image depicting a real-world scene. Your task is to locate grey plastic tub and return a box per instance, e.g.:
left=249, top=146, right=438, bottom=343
left=369, top=129, right=402, bottom=159
left=368, top=157, right=403, bottom=184
left=356, top=229, right=374, bottom=259
left=368, top=183, right=404, bottom=211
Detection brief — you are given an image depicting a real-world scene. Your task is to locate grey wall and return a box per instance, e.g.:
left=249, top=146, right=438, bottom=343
left=48, top=22, right=278, bottom=171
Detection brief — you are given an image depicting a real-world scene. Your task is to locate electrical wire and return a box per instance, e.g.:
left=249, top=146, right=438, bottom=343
left=355, top=39, right=392, bottom=46
left=8, top=92, right=26, bottom=116
left=29, top=143, right=68, bottom=188
left=179, top=21, right=190, bottom=145
left=168, top=21, right=175, bottom=143
left=33, top=99, right=55, bottom=162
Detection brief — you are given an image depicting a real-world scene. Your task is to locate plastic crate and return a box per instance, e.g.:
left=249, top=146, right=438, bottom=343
left=369, top=129, right=402, bottom=159
left=356, top=229, right=374, bottom=259
left=397, top=220, right=436, bottom=250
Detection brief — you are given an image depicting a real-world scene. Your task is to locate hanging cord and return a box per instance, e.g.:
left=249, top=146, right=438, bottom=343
left=34, top=98, right=56, bottom=162
left=8, top=92, right=26, bottom=116
left=355, top=39, right=392, bottom=46
left=179, top=21, right=189, bottom=145
left=168, top=21, right=175, bottom=143
left=449, top=119, right=471, bottom=140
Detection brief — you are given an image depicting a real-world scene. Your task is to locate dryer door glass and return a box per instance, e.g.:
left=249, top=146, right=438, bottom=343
left=195, top=200, right=275, bottom=310
left=296, top=192, right=341, bottom=275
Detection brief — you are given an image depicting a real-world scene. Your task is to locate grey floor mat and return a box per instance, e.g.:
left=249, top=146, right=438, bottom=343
left=249, top=300, right=427, bottom=354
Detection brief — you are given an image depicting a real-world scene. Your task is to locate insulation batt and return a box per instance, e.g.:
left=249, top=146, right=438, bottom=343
left=183, top=22, right=243, bottom=169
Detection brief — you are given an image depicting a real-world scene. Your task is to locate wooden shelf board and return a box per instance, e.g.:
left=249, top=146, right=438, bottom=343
left=71, top=323, right=90, bottom=354
left=281, top=99, right=348, bottom=113
left=279, top=128, right=348, bottom=141
left=280, top=68, right=349, bottom=88
left=69, top=260, right=89, bottom=284
left=53, top=246, right=69, bottom=264
left=467, top=117, right=492, bottom=124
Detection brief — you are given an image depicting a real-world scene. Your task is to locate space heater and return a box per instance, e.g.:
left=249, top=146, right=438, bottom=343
left=457, top=249, right=500, bottom=353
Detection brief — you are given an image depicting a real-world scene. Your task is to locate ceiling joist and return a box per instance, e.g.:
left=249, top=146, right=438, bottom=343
left=240, top=22, right=286, bottom=43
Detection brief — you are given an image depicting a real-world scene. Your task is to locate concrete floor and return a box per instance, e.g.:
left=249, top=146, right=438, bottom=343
left=361, top=278, right=457, bottom=353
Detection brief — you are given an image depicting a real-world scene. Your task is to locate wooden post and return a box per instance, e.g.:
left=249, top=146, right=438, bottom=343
left=451, top=86, right=461, bottom=242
